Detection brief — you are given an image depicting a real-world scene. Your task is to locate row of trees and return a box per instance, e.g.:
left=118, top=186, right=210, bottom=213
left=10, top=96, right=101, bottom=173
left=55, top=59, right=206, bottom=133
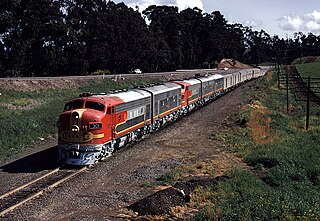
left=1, top=0, right=320, bottom=77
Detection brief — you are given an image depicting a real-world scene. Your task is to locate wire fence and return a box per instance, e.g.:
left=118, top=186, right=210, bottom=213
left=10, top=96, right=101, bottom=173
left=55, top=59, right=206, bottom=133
left=277, top=65, right=320, bottom=130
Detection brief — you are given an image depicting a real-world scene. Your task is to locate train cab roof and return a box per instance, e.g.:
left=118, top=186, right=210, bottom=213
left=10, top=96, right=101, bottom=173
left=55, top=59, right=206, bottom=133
left=180, top=78, right=201, bottom=86
left=76, top=89, right=151, bottom=108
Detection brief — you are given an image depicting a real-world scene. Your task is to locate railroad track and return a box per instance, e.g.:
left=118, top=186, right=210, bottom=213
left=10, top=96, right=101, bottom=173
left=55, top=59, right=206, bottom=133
left=0, top=166, right=88, bottom=217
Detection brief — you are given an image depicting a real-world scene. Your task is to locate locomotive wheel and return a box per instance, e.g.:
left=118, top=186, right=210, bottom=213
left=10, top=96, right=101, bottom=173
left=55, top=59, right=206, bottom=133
left=106, top=144, right=115, bottom=155
left=102, top=143, right=115, bottom=158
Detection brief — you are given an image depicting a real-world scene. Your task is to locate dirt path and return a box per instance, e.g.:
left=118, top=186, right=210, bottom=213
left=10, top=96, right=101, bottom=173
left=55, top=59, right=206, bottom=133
left=0, top=80, right=255, bottom=221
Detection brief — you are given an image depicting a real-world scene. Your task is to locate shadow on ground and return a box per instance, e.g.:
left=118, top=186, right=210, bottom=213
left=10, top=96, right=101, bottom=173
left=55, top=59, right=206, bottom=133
left=0, top=146, right=60, bottom=173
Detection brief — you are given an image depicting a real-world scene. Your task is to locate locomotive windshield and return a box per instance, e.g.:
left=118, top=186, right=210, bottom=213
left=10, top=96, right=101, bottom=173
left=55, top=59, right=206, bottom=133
left=64, top=100, right=84, bottom=111
left=85, top=101, right=105, bottom=112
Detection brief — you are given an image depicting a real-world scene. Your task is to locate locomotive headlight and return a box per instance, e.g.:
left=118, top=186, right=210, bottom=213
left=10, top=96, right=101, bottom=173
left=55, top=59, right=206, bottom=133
left=72, top=112, right=80, bottom=119
left=71, top=125, right=80, bottom=133
left=89, top=122, right=102, bottom=130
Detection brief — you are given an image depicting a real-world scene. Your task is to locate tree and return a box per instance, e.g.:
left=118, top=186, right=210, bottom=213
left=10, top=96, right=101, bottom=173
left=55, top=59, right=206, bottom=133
left=143, top=5, right=184, bottom=71
left=0, top=0, right=67, bottom=77
left=0, top=41, right=5, bottom=77
left=243, top=27, right=273, bottom=65
left=0, top=0, right=25, bottom=76
left=1, top=0, right=318, bottom=77
left=103, top=2, right=151, bottom=73
left=180, top=8, right=205, bottom=68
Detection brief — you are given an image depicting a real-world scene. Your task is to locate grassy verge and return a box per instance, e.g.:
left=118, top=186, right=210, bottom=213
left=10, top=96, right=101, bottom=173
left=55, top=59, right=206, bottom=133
left=155, top=162, right=216, bottom=186
left=296, top=61, right=320, bottom=78
left=191, top=70, right=320, bottom=220
left=0, top=77, right=163, bottom=161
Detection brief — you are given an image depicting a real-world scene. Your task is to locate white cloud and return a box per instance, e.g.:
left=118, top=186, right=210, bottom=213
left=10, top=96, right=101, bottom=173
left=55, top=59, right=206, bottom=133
left=176, top=0, right=203, bottom=10
left=279, top=15, right=303, bottom=30
left=279, top=10, right=320, bottom=34
left=305, top=20, right=320, bottom=31
left=244, top=19, right=263, bottom=28
left=306, top=10, right=320, bottom=22
left=127, top=0, right=204, bottom=12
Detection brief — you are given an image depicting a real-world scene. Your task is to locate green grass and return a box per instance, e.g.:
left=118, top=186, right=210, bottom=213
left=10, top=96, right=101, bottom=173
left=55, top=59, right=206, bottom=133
left=296, top=62, right=320, bottom=78
left=155, top=167, right=192, bottom=185
left=152, top=162, right=216, bottom=186
left=193, top=169, right=320, bottom=221
left=0, top=77, right=163, bottom=161
left=191, top=70, right=320, bottom=221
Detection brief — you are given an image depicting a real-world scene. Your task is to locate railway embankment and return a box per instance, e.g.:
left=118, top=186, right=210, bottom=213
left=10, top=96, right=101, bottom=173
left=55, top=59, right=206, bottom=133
left=123, top=70, right=320, bottom=220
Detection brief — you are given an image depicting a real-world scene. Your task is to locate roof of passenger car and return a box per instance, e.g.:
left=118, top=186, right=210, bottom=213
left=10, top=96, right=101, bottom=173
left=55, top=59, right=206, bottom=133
left=140, top=82, right=181, bottom=95
left=198, top=74, right=224, bottom=82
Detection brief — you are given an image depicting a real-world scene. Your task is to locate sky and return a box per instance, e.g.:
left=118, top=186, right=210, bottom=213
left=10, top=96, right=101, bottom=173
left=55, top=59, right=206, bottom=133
left=113, top=0, right=320, bottom=38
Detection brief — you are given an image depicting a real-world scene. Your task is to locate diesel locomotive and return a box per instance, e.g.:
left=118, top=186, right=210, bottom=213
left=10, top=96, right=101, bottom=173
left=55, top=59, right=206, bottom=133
left=57, top=68, right=266, bottom=165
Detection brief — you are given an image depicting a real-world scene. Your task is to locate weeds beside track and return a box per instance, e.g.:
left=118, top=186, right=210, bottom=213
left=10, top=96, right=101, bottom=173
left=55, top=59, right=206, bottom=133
left=191, top=70, right=320, bottom=221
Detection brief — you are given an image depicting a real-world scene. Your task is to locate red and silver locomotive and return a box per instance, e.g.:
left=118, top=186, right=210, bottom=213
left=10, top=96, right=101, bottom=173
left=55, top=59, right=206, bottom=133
left=57, top=68, right=265, bottom=165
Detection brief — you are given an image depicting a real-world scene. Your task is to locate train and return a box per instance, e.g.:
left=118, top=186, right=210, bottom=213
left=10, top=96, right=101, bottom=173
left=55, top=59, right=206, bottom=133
left=57, top=68, right=267, bottom=165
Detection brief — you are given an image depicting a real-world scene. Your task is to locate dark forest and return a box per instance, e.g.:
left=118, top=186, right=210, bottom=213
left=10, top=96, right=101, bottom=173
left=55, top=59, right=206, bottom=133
left=0, top=0, right=319, bottom=77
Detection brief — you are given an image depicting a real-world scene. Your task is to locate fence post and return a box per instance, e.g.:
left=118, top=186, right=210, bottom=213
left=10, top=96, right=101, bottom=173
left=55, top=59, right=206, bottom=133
left=277, top=64, right=281, bottom=89
left=286, top=72, right=289, bottom=113
left=306, top=77, right=310, bottom=130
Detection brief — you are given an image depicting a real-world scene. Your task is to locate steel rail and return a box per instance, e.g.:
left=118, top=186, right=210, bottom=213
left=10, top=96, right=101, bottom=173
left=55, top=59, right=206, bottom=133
left=0, top=166, right=87, bottom=217
left=0, top=168, right=60, bottom=200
